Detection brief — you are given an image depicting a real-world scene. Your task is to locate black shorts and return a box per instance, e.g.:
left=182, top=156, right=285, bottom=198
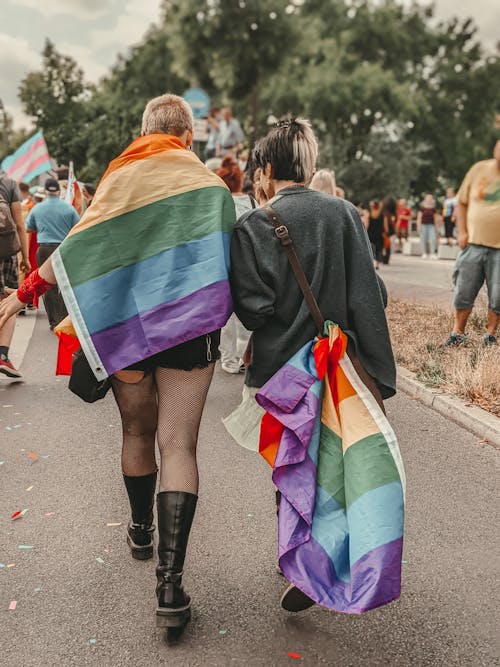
left=444, top=216, right=455, bottom=238
left=125, top=331, right=221, bottom=372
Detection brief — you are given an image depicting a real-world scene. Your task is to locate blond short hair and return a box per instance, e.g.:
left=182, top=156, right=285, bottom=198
left=309, top=169, right=337, bottom=195
left=141, top=94, right=194, bottom=136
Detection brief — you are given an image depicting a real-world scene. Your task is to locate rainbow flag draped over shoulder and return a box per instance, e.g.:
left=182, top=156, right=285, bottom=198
left=52, top=134, right=235, bottom=380
left=257, top=323, right=405, bottom=614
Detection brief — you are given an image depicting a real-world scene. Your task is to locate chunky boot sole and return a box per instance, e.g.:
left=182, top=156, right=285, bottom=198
left=280, top=584, right=316, bottom=612
left=127, top=534, right=153, bottom=560
left=156, top=604, right=191, bottom=628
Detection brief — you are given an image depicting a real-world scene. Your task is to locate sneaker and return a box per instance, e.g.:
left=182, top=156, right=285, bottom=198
left=422, top=254, right=428, bottom=259
left=483, top=334, right=497, bottom=348
left=431, top=254, right=438, bottom=260
left=0, top=355, right=22, bottom=379
left=443, top=332, right=469, bottom=348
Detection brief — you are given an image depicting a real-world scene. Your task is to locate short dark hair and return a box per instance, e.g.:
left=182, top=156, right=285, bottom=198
left=19, top=182, right=30, bottom=193
left=254, top=118, right=318, bottom=182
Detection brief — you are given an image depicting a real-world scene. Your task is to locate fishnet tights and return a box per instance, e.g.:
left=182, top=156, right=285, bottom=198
left=155, top=365, right=214, bottom=494
left=111, top=365, right=214, bottom=494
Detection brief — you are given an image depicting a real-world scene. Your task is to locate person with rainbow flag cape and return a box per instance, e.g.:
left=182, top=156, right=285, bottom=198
left=0, top=94, right=236, bottom=643
left=226, top=119, right=405, bottom=615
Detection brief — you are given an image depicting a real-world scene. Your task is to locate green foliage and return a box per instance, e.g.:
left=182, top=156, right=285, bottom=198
left=18, top=39, right=89, bottom=168
left=15, top=1, right=499, bottom=195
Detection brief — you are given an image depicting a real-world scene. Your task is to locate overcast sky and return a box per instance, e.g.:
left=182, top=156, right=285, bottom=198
left=0, top=0, right=497, bottom=130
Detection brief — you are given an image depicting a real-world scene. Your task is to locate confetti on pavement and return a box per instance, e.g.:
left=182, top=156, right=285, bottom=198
left=11, top=509, right=28, bottom=520
left=33, top=587, right=41, bottom=593
left=26, top=452, right=39, bottom=461
left=0, top=563, right=5, bottom=569
left=44, top=512, right=55, bottom=517
left=402, top=560, right=408, bottom=564
left=26, top=486, right=34, bottom=492
left=8, top=600, right=17, bottom=611
left=219, top=629, right=227, bottom=635
left=89, top=639, right=97, bottom=645
left=6, top=563, right=15, bottom=568
left=17, top=545, right=34, bottom=550
left=288, top=653, right=302, bottom=659
left=95, top=557, right=105, bottom=564
left=106, top=522, right=122, bottom=527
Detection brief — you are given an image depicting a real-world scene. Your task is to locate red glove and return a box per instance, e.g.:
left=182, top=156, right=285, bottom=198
left=17, top=269, right=54, bottom=304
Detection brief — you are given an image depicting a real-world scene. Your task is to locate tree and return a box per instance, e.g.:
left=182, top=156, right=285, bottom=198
left=19, top=39, right=90, bottom=168
left=80, top=26, right=189, bottom=179
left=161, top=0, right=299, bottom=140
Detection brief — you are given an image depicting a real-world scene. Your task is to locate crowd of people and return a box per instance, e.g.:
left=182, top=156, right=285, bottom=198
left=0, top=93, right=498, bottom=644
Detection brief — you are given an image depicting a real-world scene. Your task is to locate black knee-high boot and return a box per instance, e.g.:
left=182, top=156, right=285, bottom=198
left=155, top=491, right=197, bottom=633
left=123, top=471, right=157, bottom=560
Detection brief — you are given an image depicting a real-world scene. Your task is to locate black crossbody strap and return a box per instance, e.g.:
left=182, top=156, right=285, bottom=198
left=263, top=205, right=325, bottom=334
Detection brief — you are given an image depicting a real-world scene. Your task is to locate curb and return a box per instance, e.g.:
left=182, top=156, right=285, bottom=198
left=397, top=366, right=500, bottom=448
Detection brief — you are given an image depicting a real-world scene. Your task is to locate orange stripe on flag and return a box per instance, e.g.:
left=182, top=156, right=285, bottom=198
left=101, top=134, right=187, bottom=182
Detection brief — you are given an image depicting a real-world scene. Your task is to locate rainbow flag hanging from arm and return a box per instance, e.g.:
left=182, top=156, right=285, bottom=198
left=52, top=134, right=236, bottom=380
left=1, top=131, right=52, bottom=183
left=257, top=322, right=405, bottom=614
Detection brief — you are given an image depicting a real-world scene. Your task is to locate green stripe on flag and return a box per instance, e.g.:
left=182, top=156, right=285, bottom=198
left=59, top=186, right=234, bottom=287
left=317, top=423, right=346, bottom=509
left=344, top=432, right=401, bottom=508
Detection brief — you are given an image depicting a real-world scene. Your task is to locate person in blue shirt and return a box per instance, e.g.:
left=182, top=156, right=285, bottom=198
left=26, top=178, right=79, bottom=328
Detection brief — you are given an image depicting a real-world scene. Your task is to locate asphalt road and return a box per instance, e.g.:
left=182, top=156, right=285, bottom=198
left=0, top=312, right=498, bottom=667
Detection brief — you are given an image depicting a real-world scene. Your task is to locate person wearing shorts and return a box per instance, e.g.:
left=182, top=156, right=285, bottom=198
left=445, top=140, right=500, bottom=347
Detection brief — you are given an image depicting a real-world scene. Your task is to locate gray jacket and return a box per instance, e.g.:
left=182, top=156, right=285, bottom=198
left=230, top=186, right=396, bottom=398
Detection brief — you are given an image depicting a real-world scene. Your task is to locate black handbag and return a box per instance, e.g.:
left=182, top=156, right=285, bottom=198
left=68, top=349, right=111, bottom=403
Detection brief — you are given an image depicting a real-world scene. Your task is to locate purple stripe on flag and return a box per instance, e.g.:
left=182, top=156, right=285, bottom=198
left=280, top=535, right=403, bottom=614
left=90, top=280, right=232, bottom=375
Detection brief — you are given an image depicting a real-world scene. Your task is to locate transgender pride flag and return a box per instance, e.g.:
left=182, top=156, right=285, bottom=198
left=1, top=131, right=52, bottom=183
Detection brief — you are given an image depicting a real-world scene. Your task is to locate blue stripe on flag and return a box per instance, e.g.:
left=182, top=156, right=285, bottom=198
left=73, top=231, right=231, bottom=334
left=347, top=481, right=404, bottom=567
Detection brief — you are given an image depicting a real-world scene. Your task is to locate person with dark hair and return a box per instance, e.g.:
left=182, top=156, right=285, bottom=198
left=417, top=194, right=439, bottom=259
left=227, top=117, right=395, bottom=423
left=367, top=200, right=386, bottom=270
left=395, top=198, right=411, bottom=252
left=82, top=183, right=96, bottom=207
left=26, top=178, right=80, bottom=329
left=0, top=169, right=30, bottom=378
left=227, top=119, right=395, bottom=611
left=381, top=196, right=397, bottom=265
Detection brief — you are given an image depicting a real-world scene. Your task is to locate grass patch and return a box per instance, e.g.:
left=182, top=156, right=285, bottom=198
left=387, top=299, right=499, bottom=416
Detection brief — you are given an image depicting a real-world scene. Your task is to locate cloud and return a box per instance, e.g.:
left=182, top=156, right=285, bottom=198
left=58, top=42, right=108, bottom=81
left=0, top=33, right=41, bottom=124
left=90, top=0, right=161, bottom=51
left=14, top=0, right=112, bottom=20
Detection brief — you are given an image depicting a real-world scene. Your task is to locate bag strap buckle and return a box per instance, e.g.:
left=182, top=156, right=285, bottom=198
left=274, top=224, right=291, bottom=242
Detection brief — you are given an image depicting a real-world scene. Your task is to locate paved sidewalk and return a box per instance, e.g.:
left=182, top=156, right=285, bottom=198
left=378, top=253, right=456, bottom=308
left=0, top=313, right=498, bottom=666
